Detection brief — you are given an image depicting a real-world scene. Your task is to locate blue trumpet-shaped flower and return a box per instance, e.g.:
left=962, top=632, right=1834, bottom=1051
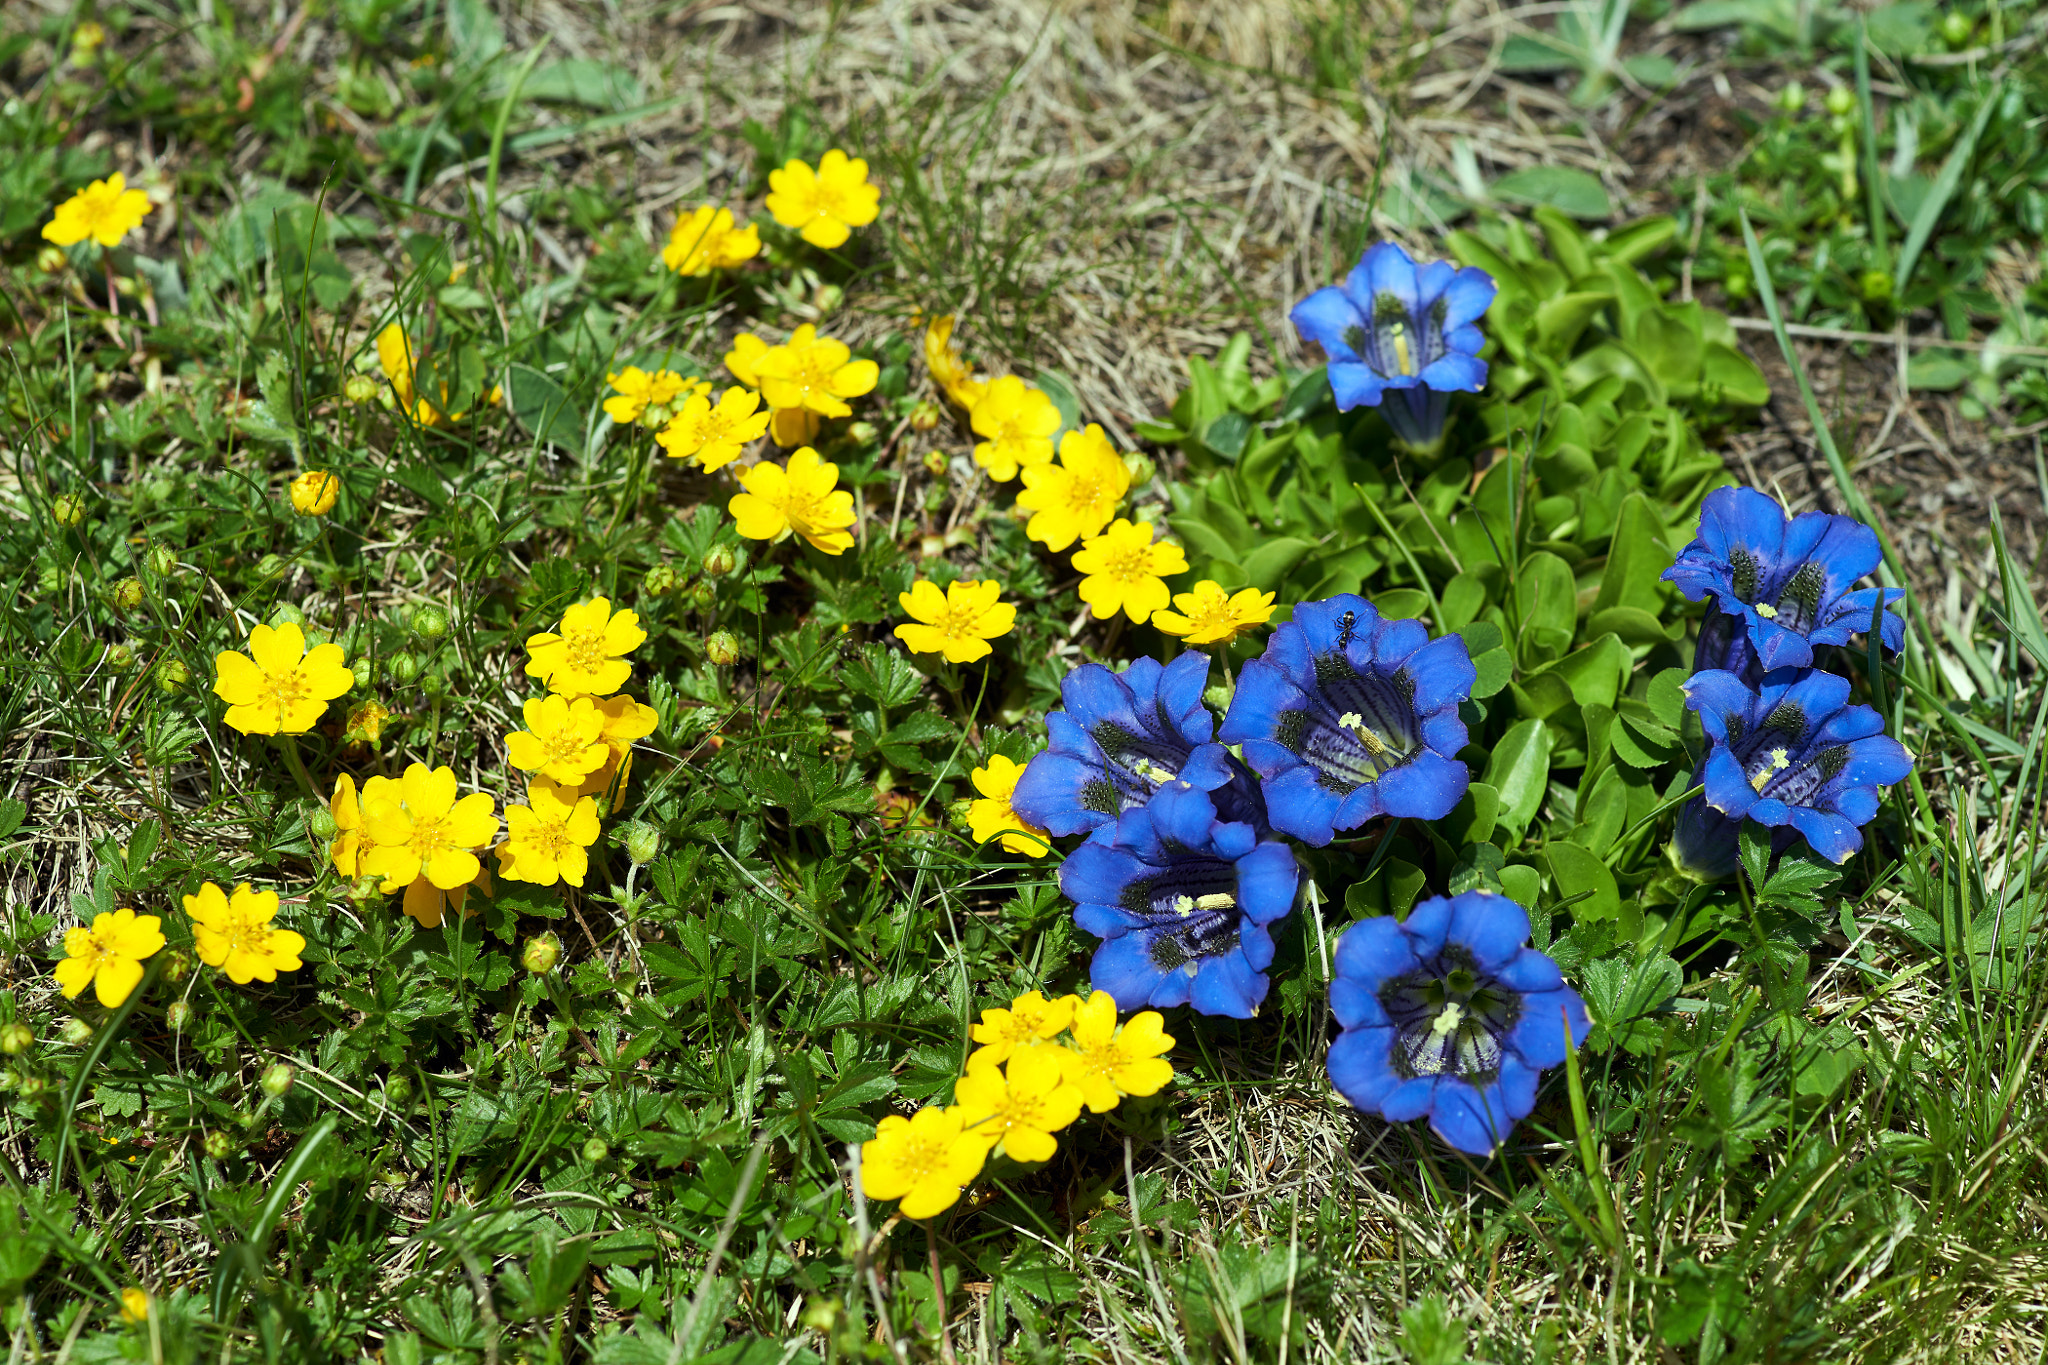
left=1060, top=783, right=1299, bottom=1019
left=1685, top=668, right=1914, bottom=864
left=1328, top=891, right=1589, bottom=1156
left=1289, top=241, right=1497, bottom=448
left=1665, top=486, right=1905, bottom=677
left=1218, top=595, right=1473, bottom=847
left=1672, top=783, right=1742, bottom=882
left=1012, top=652, right=1256, bottom=838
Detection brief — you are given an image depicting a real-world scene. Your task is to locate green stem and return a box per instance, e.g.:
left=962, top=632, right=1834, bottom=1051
left=277, top=736, right=319, bottom=803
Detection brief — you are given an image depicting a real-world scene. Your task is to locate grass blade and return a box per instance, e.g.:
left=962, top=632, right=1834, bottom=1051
left=1894, top=87, right=1998, bottom=298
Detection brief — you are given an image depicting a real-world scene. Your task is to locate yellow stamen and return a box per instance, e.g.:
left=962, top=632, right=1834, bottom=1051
left=1172, top=895, right=1195, bottom=917
left=1194, top=892, right=1236, bottom=911
left=1390, top=322, right=1413, bottom=376
left=1750, top=748, right=1791, bottom=792
left=1755, top=603, right=1779, bottom=620
left=1431, top=1002, right=1465, bottom=1038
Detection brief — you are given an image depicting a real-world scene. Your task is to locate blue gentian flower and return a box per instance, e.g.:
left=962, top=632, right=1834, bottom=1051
left=1289, top=241, right=1496, bottom=448
left=1328, top=891, right=1589, bottom=1156
left=1060, top=783, right=1299, bottom=1019
left=1013, top=652, right=1256, bottom=838
left=1672, top=784, right=1741, bottom=882
left=1685, top=668, right=1914, bottom=864
left=1665, top=486, right=1906, bottom=677
left=1217, top=594, right=1473, bottom=847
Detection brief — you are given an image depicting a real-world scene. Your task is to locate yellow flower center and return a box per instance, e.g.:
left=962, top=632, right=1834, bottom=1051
left=403, top=814, right=454, bottom=861
left=215, top=919, right=268, bottom=961
left=1750, top=748, right=1792, bottom=792
left=930, top=599, right=990, bottom=641
left=883, top=1133, right=949, bottom=1182
left=564, top=629, right=610, bottom=674
left=523, top=818, right=574, bottom=860
left=1095, top=541, right=1155, bottom=584
left=542, top=727, right=592, bottom=764
left=258, top=667, right=312, bottom=714
left=992, top=1010, right=1045, bottom=1047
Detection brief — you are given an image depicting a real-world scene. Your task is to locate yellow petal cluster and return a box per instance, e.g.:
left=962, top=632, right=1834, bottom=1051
left=360, top=763, right=500, bottom=892
left=754, top=325, right=880, bottom=419
left=604, top=367, right=708, bottom=428
left=43, top=173, right=152, bottom=249
left=968, top=376, right=1060, bottom=482
left=184, top=882, right=306, bottom=985
left=765, top=150, right=881, bottom=250
left=1071, top=518, right=1189, bottom=625
left=661, top=205, right=761, bottom=276
left=53, top=908, right=164, bottom=1006
left=657, top=387, right=771, bottom=472
left=212, top=622, right=354, bottom=736
left=894, top=579, right=1015, bottom=664
left=1150, top=580, right=1277, bottom=646
left=964, top=755, right=1049, bottom=857
left=923, top=315, right=988, bottom=411
left=496, top=779, right=603, bottom=887
left=524, top=596, right=647, bottom=698
left=1016, top=424, right=1131, bottom=551
left=288, top=470, right=340, bottom=517
left=729, top=447, right=857, bottom=555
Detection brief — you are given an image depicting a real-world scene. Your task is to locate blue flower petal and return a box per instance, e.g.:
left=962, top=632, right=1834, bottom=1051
left=1327, top=1026, right=1402, bottom=1110
left=1700, top=747, right=1758, bottom=819
left=1378, top=1077, right=1439, bottom=1123
left=1428, top=1079, right=1511, bottom=1155
left=1374, top=747, right=1471, bottom=820
left=1445, top=891, right=1531, bottom=968
left=1190, top=949, right=1266, bottom=1018
left=1492, top=949, right=1565, bottom=994
left=1401, top=895, right=1454, bottom=961
left=1290, top=287, right=1367, bottom=360
left=1507, top=985, right=1588, bottom=1068
left=1218, top=657, right=1299, bottom=748
left=1682, top=669, right=1757, bottom=738
left=1438, top=268, right=1499, bottom=330
left=1256, top=766, right=1343, bottom=846
left=1088, top=934, right=1182, bottom=1011
left=1236, top=843, right=1301, bottom=926
left=1357, top=241, right=1422, bottom=321
left=1328, top=360, right=1390, bottom=411
left=1333, top=915, right=1420, bottom=985
left=1785, top=804, right=1865, bottom=863
left=1418, top=351, right=1486, bottom=393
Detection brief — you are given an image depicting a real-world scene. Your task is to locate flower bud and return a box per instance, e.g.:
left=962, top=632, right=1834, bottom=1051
left=643, top=563, right=680, bottom=597
left=907, top=400, right=942, bottom=432
left=344, top=374, right=381, bottom=404
left=52, top=494, right=87, bottom=528
left=1824, top=85, right=1855, bottom=118
left=812, top=282, right=844, bottom=315
left=259, top=1062, right=296, bottom=1098
left=706, top=630, right=740, bottom=666
left=1859, top=268, right=1894, bottom=302
left=1941, top=11, right=1974, bottom=46
left=255, top=553, right=292, bottom=579
left=1123, top=452, right=1156, bottom=487
left=384, top=1074, right=414, bottom=1108
left=801, top=1297, right=843, bottom=1333
left=37, top=245, right=68, bottom=274
left=0, top=1022, right=31, bottom=1055
left=1203, top=682, right=1234, bottom=713
left=701, top=545, right=737, bottom=578
left=522, top=932, right=562, bottom=975
left=36, top=567, right=63, bottom=595
left=308, top=804, right=340, bottom=840
left=348, top=874, right=385, bottom=906
left=1775, top=82, right=1805, bottom=114
left=345, top=701, right=391, bottom=746
left=0, top=1067, right=17, bottom=1092
left=146, top=544, right=178, bottom=579
left=420, top=668, right=447, bottom=699
left=112, top=577, right=146, bottom=612
left=103, top=643, right=135, bottom=672
left=165, top=1001, right=192, bottom=1032
left=411, top=604, right=450, bottom=640
left=581, top=1137, right=610, bottom=1163
left=620, top=821, right=660, bottom=866
left=156, top=658, right=190, bottom=694
left=388, top=651, right=421, bottom=685
left=922, top=448, right=948, bottom=476
left=202, top=1129, right=236, bottom=1160
left=351, top=656, right=374, bottom=689
left=15, top=1073, right=47, bottom=1101
left=688, top=581, right=717, bottom=611
left=158, top=948, right=191, bottom=984
left=847, top=420, right=879, bottom=446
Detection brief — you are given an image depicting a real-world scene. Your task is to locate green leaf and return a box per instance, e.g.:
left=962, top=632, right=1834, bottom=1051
left=1491, top=166, right=1613, bottom=221
left=1344, top=859, right=1425, bottom=920
left=1512, top=551, right=1578, bottom=665
left=1906, top=350, right=1972, bottom=392
left=1535, top=291, right=1613, bottom=353
left=505, top=363, right=582, bottom=447
left=1472, top=648, right=1514, bottom=699
left=1545, top=841, right=1623, bottom=924
left=1589, top=493, right=1675, bottom=618
left=1578, top=954, right=1680, bottom=1053
left=1449, top=842, right=1507, bottom=894
left=1034, top=369, right=1083, bottom=437
left=1895, top=90, right=1998, bottom=298
left=1485, top=719, right=1553, bottom=841
left=1544, top=633, right=1629, bottom=710
left=1442, top=783, right=1500, bottom=849
left=1238, top=536, right=1315, bottom=592
left=1646, top=667, right=1689, bottom=729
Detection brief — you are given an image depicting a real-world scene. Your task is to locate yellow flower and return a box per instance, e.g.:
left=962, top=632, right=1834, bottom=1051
left=53, top=908, right=164, bottom=1007
left=603, top=367, right=705, bottom=428
left=288, top=470, right=340, bottom=517
left=360, top=763, right=500, bottom=891
left=969, top=990, right=1078, bottom=1066
left=212, top=622, right=354, bottom=736
left=504, top=694, right=610, bottom=784
left=969, top=376, right=1060, bottom=481
left=183, top=882, right=306, bottom=985
left=1150, top=581, right=1278, bottom=646
left=1065, top=991, right=1175, bottom=1113
left=1016, top=424, right=1131, bottom=551
left=923, top=315, right=988, bottom=410
left=43, top=173, right=152, bottom=249
left=661, top=205, right=762, bottom=276
left=729, top=447, right=856, bottom=555
left=766, top=149, right=881, bottom=250
left=119, top=1288, right=150, bottom=1324
left=330, top=774, right=369, bottom=878
left=953, top=1045, right=1085, bottom=1163
left=894, top=579, right=1015, bottom=664
left=859, top=1106, right=987, bottom=1220
left=495, top=779, right=603, bottom=887
left=399, top=865, right=490, bottom=929
left=725, top=332, right=770, bottom=389
left=754, top=325, right=879, bottom=419
left=375, top=323, right=437, bottom=424
left=565, top=693, right=657, bottom=800
left=1071, top=519, right=1187, bottom=625
left=966, top=755, right=1050, bottom=856
left=524, top=596, right=647, bottom=697
left=657, top=387, right=771, bottom=472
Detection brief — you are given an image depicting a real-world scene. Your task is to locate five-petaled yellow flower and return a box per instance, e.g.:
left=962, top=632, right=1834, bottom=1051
left=969, top=376, right=1060, bottom=481
left=658, top=387, right=771, bottom=472
left=1151, top=581, right=1278, bottom=645
left=119, top=1288, right=151, bottom=1324
left=965, top=755, right=1050, bottom=857
left=755, top=325, right=880, bottom=419
left=894, top=579, right=1015, bottom=664
left=923, top=315, right=988, bottom=411
left=524, top=597, right=647, bottom=697
left=184, top=882, right=306, bottom=985
left=213, top=622, right=355, bottom=736
left=504, top=694, right=610, bottom=784
left=43, top=173, right=152, bottom=249
left=729, top=447, right=857, bottom=555
left=970, top=989, right=1077, bottom=1066
left=661, top=205, right=762, bottom=276
left=53, top=908, right=164, bottom=1007
left=1065, top=991, right=1175, bottom=1113
left=288, top=470, right=340, bottom=517
left=1071, top=519, right=1187, bottom=625
left=604, top=368, right=705, bottom=428
left=360, top=763, right=500, bottom=891
left=859, top=1106, right=988, bottom=1220
left=1016, top=423, right=1131, bottom=551
left=954, top=1045, right=1084, bottom=1163
left=496, top=779, right=603, bottom=887
left=766, top=150, right=881, bottom=250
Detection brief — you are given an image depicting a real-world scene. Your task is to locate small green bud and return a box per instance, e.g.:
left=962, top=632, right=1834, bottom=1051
left=351, top=656, right=373, bottom=689
left=620, top=821, right=660, bottom=866
left=146, top=544, right=178, bottom=579
left=1860, top=268, right=1895, bottom=302
left=112, top=578, right=146, bottom=612
left=384, top=1074, right=414, bottom=1108
left=36, top=245, right=68, bottom=275
left=701, top=544, right=737, bottom=577
left=202, top=1129, right=236, bottom=1160
left=801, top=1297, right=843, bottom=1332
left=411, top=604, right=450, bottom=640
left=846, top=420, right=879, bottom=446
left=812, top=282, right=844, bottom=315
left=309, top=804, right=340, bottom=840
left=270, top=602, right=308, bottom=629
left=343, top=374, right=381, bottom=404
left=1123, top=452, right=1156, bottom=487
left=907, top=400, right=942, bottom=432
left=103, top=644, right=135, bottom=672
left=159, top=948, right=191, bottom=984
left=388, top=651, right=421, bottom=685
left=164, top=1001, right=192, bottom=1032
left=1824, top=85, right=1855, bottom=118
left=522, top=932, right=562, bottom=975
left=15, top=1072, right=47, bottom=1101
left=36, top=567, right=63, bottom=595
left=706, top=630, right=741, bottom=667
left=1941, top=11, right=1974, bottom=46
left=52, top=494, right=87, bottom=528
left=0, top=1067, right=17, bottom=1092
left=581, top=1137, right=610, bottom=1163
left=156, top=658, right=190, bottom=693
left=0, top=1022, right=32, bottom=1055
left=643, top=563, right=681, bottom=597
left=420, top=669, right=447, bottom=699
left=688, top=581, right=717, bottom=611
left=259, top=1062, right=296, bottom=1098
left=922, top=447, right=949, bottom=476
left=255, top=553, right=292, bottom=580
left=1775, top=81, right=1805, bottom=114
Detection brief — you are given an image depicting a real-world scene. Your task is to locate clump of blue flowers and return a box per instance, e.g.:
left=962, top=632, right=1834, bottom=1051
left=1328, top=892, right=1589, bottom=1156
left=1290, top=241, right=1497, bottom=449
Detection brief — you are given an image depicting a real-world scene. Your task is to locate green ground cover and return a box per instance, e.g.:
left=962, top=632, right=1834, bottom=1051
left=2, top=1, right=2047, bottom=1361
